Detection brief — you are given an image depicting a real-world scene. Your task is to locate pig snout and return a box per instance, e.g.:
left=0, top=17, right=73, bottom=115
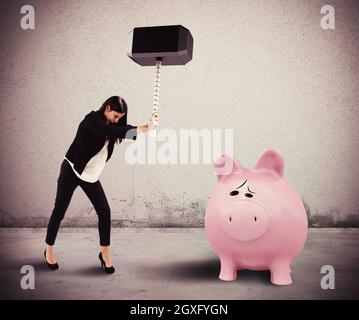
left=219, top=201, right=270, bottom=242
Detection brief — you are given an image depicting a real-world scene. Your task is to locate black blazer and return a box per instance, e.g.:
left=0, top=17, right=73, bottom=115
left=65, top=110, right=137, bottom=175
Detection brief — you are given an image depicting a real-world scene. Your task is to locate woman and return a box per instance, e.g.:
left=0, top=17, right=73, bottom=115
left=44, top=96, right=155, bottom=274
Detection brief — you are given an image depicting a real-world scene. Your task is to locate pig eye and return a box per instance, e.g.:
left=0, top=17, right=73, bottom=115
left=245, top=193, right=253, bottom=198
left=230, top=190, right=239, bottom=196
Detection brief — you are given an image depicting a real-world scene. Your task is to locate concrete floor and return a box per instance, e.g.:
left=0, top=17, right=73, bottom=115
left=0, top=228, right=358, bottom=300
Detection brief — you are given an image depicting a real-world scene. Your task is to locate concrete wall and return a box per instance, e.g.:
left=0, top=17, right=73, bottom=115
left=0, top=0, right=358, bottom=227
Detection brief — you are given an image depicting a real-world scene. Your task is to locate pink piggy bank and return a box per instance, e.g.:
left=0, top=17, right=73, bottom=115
left=205, top=150, right=308, bottom=285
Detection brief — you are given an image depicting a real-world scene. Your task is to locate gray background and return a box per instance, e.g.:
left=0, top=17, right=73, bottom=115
left=0, top=0, right=358, bottom=227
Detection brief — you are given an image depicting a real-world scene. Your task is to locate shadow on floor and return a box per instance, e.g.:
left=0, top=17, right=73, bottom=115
left=72, top=265, right=105, bottom=276
left=134, top=257, right=272, bottom=284
left=7, top=256, right=104, bottom=277
left=1, top=258, right=50, bottom=273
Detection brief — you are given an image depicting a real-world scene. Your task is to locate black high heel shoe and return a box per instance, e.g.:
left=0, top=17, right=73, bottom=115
left=44, top=249, right=59, bottom=270
left=99, top=252, right=115, bottom=274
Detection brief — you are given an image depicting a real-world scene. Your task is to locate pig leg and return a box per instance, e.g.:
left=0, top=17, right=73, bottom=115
left=270, top=261, right=292, bottom=285
left=219, top=256, right=237, bottom=281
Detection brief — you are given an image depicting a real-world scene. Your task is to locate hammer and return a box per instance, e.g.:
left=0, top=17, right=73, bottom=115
left=128, top=25, right=194, bottom=135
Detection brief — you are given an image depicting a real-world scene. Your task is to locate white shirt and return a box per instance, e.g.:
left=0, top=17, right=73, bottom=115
left=65, top=138, right=110, bottom=183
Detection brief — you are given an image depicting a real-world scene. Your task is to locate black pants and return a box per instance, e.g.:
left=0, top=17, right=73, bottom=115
left=45, top=159, right=111, bottom=246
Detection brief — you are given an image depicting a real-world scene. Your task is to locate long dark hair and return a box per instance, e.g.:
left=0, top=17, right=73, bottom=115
left=99, top=96, right=128, bottom=144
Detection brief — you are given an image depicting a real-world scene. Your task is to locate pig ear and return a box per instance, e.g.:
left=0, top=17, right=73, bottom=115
left=214, top=154, right=243, bottom=181
left=253, top=149, right=284, bottom=178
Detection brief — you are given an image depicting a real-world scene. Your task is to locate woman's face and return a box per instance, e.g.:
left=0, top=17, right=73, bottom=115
left=104, top=105, right=125, bottom=124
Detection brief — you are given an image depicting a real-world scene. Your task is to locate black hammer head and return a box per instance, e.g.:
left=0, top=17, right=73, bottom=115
left=128, top=25, right=193, bottom=66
